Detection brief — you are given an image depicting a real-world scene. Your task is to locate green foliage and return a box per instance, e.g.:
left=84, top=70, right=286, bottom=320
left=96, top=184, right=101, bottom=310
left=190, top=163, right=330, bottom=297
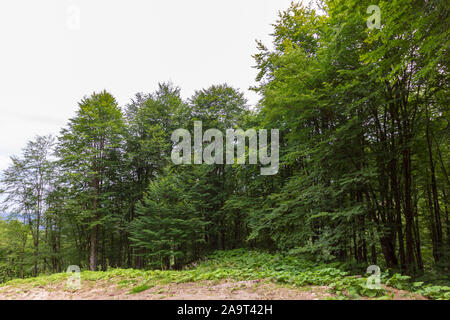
left=0, top=220, right=34, bottom=282
left=129, top=169, right=207, bottom=269
left=385, top=273, right=412, bottom=290
left=2, top=249, right=434, bottom=300
left=386, top=273, right=450, bottom=300
left=128, top=283, right=153, bottom=294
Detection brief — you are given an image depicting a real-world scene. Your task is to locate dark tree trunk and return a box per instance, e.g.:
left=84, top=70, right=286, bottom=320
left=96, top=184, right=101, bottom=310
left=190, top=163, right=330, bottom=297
left=89, top=223, right=98, bottom=271
left=426, top=109, right=443, bottom=261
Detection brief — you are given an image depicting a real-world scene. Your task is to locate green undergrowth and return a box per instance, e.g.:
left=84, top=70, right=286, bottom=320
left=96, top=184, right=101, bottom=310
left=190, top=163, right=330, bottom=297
left=1, top=249, right=448, bottom=300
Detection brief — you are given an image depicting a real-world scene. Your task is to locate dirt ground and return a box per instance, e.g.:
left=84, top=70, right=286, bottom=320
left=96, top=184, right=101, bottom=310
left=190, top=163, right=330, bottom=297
left=0, top=279, right=426, bottom=300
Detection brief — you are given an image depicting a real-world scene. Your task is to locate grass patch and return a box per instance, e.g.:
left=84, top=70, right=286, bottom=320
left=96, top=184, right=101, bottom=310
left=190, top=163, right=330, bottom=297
left=1, top=249, right=447, bottom=300
left=128, top=283, right=153, bottom=294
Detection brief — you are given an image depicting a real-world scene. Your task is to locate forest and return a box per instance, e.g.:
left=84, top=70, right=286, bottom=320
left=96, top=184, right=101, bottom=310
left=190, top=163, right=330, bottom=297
left=0, top=0, right=448, bottom=294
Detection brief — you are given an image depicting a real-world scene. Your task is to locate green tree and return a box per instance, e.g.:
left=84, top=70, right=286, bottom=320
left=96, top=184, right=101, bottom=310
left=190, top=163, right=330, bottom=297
left=57, top=91, right=125, bottom=271
left=129, top=169, right=206, bottom=269
left=0, top=135, right=54, bottom=276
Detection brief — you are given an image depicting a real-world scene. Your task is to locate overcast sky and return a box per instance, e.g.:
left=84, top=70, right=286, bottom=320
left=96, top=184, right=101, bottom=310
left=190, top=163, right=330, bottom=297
left=0, top=0, right=311, bottom=173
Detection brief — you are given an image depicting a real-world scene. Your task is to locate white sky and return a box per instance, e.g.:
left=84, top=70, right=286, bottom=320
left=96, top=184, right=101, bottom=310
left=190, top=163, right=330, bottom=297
left=0, top=0, right=311, bottom=172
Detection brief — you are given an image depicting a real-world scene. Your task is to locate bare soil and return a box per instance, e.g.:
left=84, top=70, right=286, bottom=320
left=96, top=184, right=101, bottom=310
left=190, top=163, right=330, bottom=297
left=0, top=279, right=426, bottom=300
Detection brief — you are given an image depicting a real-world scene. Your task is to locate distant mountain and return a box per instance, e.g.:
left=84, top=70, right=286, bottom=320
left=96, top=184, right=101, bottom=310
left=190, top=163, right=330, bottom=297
left=0, top=212, right=9, bottom=220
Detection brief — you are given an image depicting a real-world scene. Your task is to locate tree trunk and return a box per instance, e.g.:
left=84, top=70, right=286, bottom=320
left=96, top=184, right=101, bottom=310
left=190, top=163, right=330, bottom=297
left=426, top=109, right=443, bottom=261
left=402, top=143, right=416, bottom=274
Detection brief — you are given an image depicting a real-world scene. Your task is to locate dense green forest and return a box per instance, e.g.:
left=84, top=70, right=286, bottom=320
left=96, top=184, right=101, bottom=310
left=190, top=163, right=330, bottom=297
left=0, top=0, right=448, bottom=287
